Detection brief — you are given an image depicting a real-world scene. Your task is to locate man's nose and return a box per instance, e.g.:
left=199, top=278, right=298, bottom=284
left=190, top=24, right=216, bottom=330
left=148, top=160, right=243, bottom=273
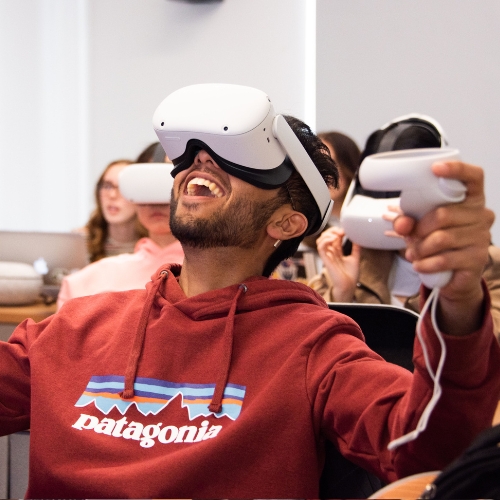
left=195, top=149, right=215, bottom=165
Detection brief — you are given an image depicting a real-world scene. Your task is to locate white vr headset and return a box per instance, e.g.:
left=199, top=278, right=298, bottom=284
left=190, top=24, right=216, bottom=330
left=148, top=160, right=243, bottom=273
left=340, top=182, right=406, bottom=250
left=119, top=163, right=174, bottom=204
left=152, top=83, right=333, bottom=235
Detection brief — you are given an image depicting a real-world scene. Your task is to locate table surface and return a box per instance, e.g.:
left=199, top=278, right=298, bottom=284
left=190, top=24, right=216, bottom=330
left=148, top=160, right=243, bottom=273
left=493, top=399, right=500, bottom=426
left=0, top=300, right=57, bottom=324
left=370, top=399, right=500, bottom=499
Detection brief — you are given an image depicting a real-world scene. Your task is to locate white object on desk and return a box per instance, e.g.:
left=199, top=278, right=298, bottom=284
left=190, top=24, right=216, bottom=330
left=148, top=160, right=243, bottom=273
left=0, top=261, right=43, bottom=306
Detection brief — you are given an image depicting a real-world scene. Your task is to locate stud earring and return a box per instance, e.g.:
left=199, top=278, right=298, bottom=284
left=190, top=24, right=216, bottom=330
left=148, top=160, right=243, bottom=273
left=274, top=239, right=282, bottom=248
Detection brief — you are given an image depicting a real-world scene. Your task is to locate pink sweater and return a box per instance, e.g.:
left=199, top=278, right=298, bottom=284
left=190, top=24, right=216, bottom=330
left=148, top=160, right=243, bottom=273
left=57, top=238, right=184, bottom=309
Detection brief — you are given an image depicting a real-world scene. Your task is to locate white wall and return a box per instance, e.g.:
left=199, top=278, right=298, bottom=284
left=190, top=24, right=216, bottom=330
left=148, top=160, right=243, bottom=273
left=3, top=0, right=500, bottom=242
left=0, top=0, right=89, bottom=232
left=317, top=0, right=500, bottom=244
left=0, top=0, right=309, bottom=232
left=87, top=0, right=311, bottom=181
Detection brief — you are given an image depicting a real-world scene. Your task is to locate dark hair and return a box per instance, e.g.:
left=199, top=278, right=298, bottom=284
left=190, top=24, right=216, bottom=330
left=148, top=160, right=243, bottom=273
left=262, top=116, right=339, bottom=277
left=318, top=131, right=360, bottom=182
left=360, top=119, right=442, bottom=163
left=136, top=142, right=160, bottom=163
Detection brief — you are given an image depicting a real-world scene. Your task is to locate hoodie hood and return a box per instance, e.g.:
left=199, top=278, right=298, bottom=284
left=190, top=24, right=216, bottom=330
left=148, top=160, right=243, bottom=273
left=119, top=263, right=328, bottom=413
left=151, top=263, right=328, bottom=320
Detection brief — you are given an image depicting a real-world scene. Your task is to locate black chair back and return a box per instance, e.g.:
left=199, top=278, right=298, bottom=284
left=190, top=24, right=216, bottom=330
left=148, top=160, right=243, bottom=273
left=319, top=303, right=419, bottom=498
left=328, top=302, right=418, bottom=371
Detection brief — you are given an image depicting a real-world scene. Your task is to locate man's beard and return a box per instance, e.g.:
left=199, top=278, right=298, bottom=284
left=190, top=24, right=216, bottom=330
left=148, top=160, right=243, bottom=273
left=170, top=194, right=282, bottom=249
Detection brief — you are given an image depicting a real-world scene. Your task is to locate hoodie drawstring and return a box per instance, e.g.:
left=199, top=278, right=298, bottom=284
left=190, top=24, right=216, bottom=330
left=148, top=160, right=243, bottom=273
left=120, top=270, right=169, bottom=400
left=208, top=283, right=247, bottom=414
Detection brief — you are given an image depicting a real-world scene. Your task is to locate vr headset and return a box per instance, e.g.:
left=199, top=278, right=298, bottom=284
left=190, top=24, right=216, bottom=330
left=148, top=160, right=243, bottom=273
left=373, top=113, right=447, bottom=155
left=152, top=83, right=333, bottom=236
left=340, top=114, right=447, bottom=250
left=340, top=181, right=405, bottom=250
left=119, top=163, right=174, bottom=204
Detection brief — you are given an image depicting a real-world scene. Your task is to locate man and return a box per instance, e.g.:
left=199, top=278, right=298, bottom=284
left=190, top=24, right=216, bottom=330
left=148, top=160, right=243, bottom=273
left=1, top=84, right=499, bottom=498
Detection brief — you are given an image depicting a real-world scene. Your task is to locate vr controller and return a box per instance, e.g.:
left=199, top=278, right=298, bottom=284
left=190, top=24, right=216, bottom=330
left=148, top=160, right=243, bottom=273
left=358, top=147, right=466, bottom=288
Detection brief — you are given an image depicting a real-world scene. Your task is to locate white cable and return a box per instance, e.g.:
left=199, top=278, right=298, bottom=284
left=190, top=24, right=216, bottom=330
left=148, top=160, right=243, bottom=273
left=388, top=286, right=447, bottom=450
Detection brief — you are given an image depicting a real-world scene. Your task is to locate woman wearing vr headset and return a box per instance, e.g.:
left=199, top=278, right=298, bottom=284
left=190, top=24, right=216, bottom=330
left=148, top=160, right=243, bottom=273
left=1, top=85, right=499, bottom=499
left=80, top=159, right=147, bottom=263
left=57, top=158, right=184, bottom=310
left=309, top=115, right=500, bottom=340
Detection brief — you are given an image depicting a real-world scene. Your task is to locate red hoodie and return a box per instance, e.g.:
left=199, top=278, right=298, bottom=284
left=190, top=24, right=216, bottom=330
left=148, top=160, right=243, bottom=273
left=1, top=264, right=500, bottom=498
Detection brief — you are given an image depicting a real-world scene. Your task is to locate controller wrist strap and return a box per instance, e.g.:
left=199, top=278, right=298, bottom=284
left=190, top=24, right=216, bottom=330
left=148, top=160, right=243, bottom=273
left=388, top=286, right=447, bottom=450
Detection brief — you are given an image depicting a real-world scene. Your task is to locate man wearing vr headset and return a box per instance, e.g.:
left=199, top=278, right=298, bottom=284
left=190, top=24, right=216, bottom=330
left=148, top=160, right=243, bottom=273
left=0, top=85, right=499, bottom=498
left=309, top=114, right=500, bottom=340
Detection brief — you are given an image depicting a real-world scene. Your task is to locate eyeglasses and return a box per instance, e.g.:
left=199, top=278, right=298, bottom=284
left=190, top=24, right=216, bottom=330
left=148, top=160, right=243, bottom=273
left=99, top=181, right=119, bottom=193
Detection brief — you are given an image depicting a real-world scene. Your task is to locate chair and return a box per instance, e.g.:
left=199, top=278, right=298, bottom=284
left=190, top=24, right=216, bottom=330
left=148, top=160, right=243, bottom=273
left=0, top=431, right=29, bottom=498
left=328, top=302, right=418, bottom=371
left=319, top=303, right=419, bottom=498
left=320, top=439, right=385, bottom=498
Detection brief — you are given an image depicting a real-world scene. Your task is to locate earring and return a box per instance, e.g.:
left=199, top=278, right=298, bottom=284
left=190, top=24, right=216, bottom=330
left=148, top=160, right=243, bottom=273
left=274, top=239, right=282, bottom=248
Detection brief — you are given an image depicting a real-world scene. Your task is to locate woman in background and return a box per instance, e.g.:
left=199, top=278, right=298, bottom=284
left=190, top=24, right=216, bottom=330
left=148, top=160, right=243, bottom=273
left=275, top=131, right=360, bottom=283
left=57, top=165, right=183, bottom=310
left=84, top=159, right=147, bottom=262
left=309, top=115, right=500, bottom=340
left=310, top=115, right=448, bottom=304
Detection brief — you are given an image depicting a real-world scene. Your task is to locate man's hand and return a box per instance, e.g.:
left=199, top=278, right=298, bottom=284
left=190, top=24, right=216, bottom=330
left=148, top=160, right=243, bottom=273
left=382, top=205, right=404, bottom=240
left=393, top=161, right=495, bottom=335
left=316, top=226, right=361, bottom=302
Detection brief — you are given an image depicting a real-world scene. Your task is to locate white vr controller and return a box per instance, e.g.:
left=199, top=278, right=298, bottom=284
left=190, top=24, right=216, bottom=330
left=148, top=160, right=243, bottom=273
left=355, top=147, right=466, bottom=289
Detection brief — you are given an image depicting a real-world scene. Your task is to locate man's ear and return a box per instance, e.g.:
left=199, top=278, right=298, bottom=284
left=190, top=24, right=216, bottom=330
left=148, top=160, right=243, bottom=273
left=266, top=206, right=308, bottom=241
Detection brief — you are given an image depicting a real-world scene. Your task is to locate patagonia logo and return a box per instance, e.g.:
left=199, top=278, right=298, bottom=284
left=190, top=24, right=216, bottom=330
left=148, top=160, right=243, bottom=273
left=75, top=375, right=246, bottom=420
left=72, top=413, right=222, bottom=448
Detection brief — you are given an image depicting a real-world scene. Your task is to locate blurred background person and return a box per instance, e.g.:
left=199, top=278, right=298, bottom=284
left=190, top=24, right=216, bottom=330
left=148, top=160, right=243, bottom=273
left=136, top=142, right=159, bottom=163
left=274, top=131, right=360, bottom=283
left=57, top=163, right=183, bottom=310
left=79, top=159, right=147, bottom=263
left=308, top=114, right=500, bottom=340
left=136, top=141, right=167, bottom=163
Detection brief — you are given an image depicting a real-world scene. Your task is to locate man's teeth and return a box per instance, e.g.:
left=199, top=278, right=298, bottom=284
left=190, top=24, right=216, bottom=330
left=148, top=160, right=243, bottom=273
left=186, top=177, right=223, bottom=197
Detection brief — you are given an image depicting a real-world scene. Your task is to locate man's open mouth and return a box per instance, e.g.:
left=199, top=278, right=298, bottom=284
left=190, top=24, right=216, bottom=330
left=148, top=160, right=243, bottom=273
left=186, top=177, right=224, bottom=198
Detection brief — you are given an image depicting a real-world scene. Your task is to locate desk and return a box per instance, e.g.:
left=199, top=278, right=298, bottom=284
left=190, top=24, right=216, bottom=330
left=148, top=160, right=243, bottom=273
left=370, top=470, right=440, bottom=499
left=0, top=300, right=56, bottom=341
left=370, top=400, right=500, bottom=499
left=493, top=400, right=500, bottom=427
